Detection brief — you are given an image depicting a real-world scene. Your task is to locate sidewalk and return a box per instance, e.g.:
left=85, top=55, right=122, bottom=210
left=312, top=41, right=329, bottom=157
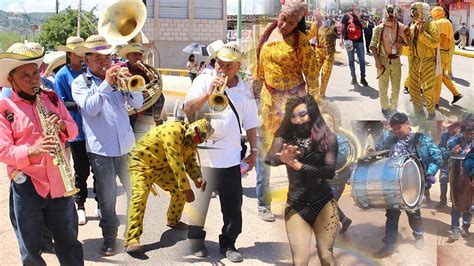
left=453, top=46, right=474, bottom=58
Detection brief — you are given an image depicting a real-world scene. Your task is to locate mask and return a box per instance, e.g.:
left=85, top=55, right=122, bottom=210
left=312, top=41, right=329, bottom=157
left=185, top=118, right=214, bottom=144
left=294, top=121, right=312, bottom=138
left=17, top=89, right=36, bottom=103
left=322, top=19, right=331, bottom=27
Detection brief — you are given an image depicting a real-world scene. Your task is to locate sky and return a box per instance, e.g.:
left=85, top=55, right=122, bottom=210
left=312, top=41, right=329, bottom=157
left=0, top=0, right=115, bottom=14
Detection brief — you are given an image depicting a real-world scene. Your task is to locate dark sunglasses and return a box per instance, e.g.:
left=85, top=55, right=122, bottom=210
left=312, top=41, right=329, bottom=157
left=291, top=109, right=308, bottom=119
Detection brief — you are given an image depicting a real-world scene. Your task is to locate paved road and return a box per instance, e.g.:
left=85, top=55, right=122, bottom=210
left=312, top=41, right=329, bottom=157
left=0, top=49, right=472, bottom=265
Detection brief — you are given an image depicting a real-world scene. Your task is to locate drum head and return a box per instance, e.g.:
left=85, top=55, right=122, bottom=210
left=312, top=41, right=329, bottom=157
left=400, top=159, right=422, bottom=208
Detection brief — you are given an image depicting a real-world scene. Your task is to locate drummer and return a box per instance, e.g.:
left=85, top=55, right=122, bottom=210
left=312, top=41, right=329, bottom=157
left=368, top=112, right=442, bottom=258
left=446, top=117, right=473, bottom=241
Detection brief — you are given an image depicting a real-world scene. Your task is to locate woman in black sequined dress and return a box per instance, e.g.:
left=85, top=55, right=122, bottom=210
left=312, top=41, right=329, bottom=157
left=266, top=95, right=339, bottom=266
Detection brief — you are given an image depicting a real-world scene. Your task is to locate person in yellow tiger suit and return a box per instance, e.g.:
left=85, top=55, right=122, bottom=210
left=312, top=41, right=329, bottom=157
left=308, top=11, right=338, bottom=98
left=125, top=118, right=214, bottom=253
left=254, top=0, right=317, bottom=153
left=406, top=2, right=440, bottom=120
left=430, top=6, right=463, bottom=109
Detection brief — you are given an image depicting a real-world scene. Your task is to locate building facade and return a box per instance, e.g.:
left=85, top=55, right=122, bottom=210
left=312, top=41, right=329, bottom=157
left=142, top=0, right=227, bottom=69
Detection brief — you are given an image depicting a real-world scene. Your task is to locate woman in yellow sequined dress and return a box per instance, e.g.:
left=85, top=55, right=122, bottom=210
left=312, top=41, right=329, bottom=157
left=254, top=0, right=318, bottom=153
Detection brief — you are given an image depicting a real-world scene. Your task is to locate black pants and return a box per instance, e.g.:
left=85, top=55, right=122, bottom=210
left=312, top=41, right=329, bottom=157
left=383, top=209, right=423, bottom=247
left=69, top=140, right=97, bottom=209
left=365, top=33, right=372, bottom=52
left=188, top=165, right=243, bottom=249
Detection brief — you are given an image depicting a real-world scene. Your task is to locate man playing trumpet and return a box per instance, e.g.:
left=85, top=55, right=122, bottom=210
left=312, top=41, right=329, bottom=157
left=0, top=42, right=83, bottom=265
left=118, top=43, right=166, bottom=128
left=184, top=41, right=259, bottom=262
left=72, top=35, right=143, bottom=256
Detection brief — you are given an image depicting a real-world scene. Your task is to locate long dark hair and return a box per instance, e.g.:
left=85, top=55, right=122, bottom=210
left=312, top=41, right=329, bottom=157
left=276, top=95, right=335, bottom=152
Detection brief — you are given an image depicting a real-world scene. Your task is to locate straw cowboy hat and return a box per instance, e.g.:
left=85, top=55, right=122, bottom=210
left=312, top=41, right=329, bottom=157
left=217, top=41, right=244, bottom=62
left=118, top=43, right=144, bottom=58
left=57, top=36, right=85, bottom=53
left=0, top=42, right=45, bottom=87
left=43, top=51, right=67, bottom=76
left=74, top=35, right=114, bottom=57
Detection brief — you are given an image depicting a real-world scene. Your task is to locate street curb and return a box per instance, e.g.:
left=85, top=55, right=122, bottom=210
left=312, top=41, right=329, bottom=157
left=454, top=50, right=474, bottom=58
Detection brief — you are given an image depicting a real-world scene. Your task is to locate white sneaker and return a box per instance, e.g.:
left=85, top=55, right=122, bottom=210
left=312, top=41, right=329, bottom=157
left=77, top=209, right=87, bottom=225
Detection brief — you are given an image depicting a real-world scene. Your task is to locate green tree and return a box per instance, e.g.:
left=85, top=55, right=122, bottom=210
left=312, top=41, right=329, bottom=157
left=0, top=31, right=24, bottom=52
left=36, top=7, right=97, bottom=50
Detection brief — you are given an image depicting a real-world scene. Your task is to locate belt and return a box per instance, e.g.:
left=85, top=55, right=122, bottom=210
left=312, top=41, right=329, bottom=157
left=387, top=54, right=400, bottom=59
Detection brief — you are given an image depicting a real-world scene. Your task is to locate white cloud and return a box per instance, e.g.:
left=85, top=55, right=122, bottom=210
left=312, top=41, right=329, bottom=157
left=6, top=2, right=23, bottom=13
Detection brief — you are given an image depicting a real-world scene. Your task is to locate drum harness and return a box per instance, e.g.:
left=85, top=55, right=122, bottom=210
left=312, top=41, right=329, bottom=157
left=389, top=132, right=426, bottom=175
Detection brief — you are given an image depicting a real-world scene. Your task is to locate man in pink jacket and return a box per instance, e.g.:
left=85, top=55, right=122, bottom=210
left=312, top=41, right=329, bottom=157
left=0, top=42, right=83, bottom=265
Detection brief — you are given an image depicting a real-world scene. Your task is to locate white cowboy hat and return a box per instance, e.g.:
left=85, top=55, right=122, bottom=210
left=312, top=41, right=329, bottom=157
left=216, top=41, right=244, bottom=62
left=74, top=35, right=114, bottom=57
left=117, top=43, right=144, bottom=58
left=43, top=51, right=67, bottom=76
left=57, top=36, right=85, bottom=53
left=0, top=42, right=45, bottom=87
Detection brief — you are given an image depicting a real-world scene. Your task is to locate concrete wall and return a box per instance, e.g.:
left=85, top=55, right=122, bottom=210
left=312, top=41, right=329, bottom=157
left=141, top=0, right=227, bottom=69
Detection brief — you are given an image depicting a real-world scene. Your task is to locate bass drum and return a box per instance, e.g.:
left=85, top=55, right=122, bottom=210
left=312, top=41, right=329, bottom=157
left=350, top=155, right=424, bottom=210
left=127, top=63, right=163, bottom=115
left=328, top=128, right=362, bottom=185
left=448, top=155, right=473, bottom=212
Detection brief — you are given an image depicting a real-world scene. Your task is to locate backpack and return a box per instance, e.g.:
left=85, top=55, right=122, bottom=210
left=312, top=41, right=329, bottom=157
left=346, top=13, right=362, bottom=41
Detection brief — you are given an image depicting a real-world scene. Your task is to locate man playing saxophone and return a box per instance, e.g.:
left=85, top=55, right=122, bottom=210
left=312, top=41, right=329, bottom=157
left=72, top=35, right=143, bottom=256
left=0, top=42, right=83, bottom=265
left=118, top=43, right=165, bottom=129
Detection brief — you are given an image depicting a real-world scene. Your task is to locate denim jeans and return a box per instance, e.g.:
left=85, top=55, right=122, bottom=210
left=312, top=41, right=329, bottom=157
left=383, top=209, right=423, bottom=247
left=10, top=178, right=84, bottom=266
left=451, top=208, right=472, bottom=231
left=70, top=140, right=97, bottom=209
left=256, top=134, right=271, bottom=210
left=346, top=41, right=366, bottom=79
left=88, top=153, right=131, bottom=240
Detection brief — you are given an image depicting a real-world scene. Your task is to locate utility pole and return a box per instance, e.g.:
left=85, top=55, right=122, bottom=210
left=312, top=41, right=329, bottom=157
left=77, top=0, right=82, bottom=37
left=56, top=0, right=59, bottom=14
left=237, top=0, right=242, bottom=46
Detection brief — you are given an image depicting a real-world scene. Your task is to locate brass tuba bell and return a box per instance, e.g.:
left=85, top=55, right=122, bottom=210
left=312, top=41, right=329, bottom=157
left=98, top=0, right=147, bottom=45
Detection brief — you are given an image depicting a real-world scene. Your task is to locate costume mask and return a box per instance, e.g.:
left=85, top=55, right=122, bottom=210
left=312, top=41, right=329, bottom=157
left=410, top=2, right=430, bottom=22
left=185, top=118, right=214, bottom=144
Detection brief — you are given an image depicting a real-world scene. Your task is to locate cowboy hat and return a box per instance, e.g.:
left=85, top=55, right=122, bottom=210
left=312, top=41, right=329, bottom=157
left=57, top=36, right=85, bottom=53
left=74, top=35, right=114, bottom=57
left=118, top=43, right=144, bottom=58
left=0, top=42, right=45, bottom=87
left=43, top=51, right=67, bottom=76
left=216, top=41, right=244, bottom=62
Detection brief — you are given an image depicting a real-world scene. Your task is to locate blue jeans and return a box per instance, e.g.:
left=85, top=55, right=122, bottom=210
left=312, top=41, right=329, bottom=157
left=451, top=208, right=472, bottom=231
left=88, top=153, right=131, bottom=240
left=383, top=209, right=423, bottom=247
left=346, top=41, right=366, bottom=80
left=256, top=133, right=271, bottom=209
left=10, top=178, right=84, bottom=266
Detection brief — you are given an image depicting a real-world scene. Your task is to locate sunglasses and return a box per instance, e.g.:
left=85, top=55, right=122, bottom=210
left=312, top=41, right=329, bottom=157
left=291, top=109, right=308, bottom=119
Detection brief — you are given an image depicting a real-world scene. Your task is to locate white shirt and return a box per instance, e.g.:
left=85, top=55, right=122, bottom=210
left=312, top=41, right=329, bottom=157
left=184, top=70, right=260, bottom=168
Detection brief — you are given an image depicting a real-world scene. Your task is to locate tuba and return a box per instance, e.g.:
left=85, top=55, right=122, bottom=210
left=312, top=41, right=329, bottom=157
left=208, top=73, right=229, bottom=112
left=98, top=0, right=147, bottom=45
left=34, top=88, right=79, bottom=197
left=127, top=61, right=163, bottom=115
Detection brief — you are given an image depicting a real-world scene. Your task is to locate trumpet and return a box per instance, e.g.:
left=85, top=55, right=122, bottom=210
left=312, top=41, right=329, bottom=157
left=208, top=73, right=229, bottom=112
left=115, top=67, right=146, bottom=92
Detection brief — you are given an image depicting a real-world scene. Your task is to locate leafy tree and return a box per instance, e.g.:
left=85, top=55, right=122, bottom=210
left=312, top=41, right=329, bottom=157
left=0, top=31, right=24, bottom=52
left=36, top=7, right=97, bottom=50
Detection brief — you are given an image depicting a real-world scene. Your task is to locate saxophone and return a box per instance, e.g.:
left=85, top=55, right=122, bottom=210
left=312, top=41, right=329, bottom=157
left=34, top=88, right=79, bottom=197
